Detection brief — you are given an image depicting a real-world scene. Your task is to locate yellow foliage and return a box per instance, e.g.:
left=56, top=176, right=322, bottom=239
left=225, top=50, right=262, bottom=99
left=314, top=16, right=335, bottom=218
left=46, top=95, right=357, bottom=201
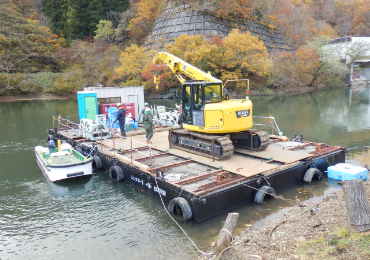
left=115, top=44, right=152, bottom=86
left=221, top=29, right=269, bottom=78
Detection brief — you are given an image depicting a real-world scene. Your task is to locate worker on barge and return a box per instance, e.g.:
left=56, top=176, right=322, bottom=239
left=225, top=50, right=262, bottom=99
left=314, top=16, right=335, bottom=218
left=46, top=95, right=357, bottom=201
left=138, top=102, right=153, bottom=122
left=114, top=103, right=126, bottom=137
left=143, top=108, right=153, bottom=144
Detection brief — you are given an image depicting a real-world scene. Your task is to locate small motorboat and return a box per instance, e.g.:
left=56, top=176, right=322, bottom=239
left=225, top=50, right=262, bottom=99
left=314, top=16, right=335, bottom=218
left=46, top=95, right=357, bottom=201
left=35, top=138, right=93, bottom=182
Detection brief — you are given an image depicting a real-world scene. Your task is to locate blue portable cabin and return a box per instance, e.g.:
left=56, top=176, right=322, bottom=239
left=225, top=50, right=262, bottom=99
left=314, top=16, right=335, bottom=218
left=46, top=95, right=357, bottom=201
left=77, top=91, right=98, bottom=122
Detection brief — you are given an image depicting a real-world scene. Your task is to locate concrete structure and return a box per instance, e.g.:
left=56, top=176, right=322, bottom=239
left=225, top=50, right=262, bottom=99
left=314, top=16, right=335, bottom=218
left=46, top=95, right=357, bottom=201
left=84, top=86, right=145, bottom=121
left=328, top=36, right=370, bottom=85
left=146, top=2, right=290, bottom=53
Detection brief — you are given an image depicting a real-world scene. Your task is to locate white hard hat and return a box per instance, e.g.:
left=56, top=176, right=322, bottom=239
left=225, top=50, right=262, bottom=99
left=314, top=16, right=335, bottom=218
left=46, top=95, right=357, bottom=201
left=117, top=103, right=121, bottom=107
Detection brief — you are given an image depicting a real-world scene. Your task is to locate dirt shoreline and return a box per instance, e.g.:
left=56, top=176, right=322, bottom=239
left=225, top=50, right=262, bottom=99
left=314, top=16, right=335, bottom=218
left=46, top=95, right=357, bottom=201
left=203, top=182, right=370, bottom=260
left=0, top=85, right=348, bottom=103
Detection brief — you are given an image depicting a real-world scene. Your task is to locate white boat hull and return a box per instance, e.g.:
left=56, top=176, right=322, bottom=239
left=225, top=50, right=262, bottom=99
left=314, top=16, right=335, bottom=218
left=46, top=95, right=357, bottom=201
left=35, top=147, right=93, bottom=182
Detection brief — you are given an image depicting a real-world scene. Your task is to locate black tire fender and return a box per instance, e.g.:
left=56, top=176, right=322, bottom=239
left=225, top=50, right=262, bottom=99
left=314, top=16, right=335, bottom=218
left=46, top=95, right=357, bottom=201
left=168, top=197, right=192, bottom=221
left=303, top=168, right=323, bottom=184
left=93, top=156, right=102, bottom=169
left=254, top=185, right=276, bottom=204
left=109, top=165, right=124, bottom=181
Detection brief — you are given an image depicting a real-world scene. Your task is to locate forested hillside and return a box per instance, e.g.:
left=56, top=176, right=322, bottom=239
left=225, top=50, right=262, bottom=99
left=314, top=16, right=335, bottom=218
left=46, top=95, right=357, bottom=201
left=0, top=0, right=369, bottom=96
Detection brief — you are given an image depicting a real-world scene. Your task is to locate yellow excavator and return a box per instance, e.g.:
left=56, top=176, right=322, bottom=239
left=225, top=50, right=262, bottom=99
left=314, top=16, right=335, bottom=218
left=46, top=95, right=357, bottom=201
left=153, top=52, right=270, bottom=159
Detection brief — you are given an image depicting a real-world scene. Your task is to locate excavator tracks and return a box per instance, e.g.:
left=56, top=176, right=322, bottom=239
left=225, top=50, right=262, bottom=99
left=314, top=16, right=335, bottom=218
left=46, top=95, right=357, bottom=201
left=231, top=130, right=270, bottom=151
left=170, top=129, right=234, bottom=160
left=170, top=129, right=270, bottom=160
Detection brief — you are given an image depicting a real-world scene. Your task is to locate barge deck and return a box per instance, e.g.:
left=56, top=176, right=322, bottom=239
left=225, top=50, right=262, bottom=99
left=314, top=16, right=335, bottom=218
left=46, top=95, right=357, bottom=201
left=49, top=126, right=346, bottom=222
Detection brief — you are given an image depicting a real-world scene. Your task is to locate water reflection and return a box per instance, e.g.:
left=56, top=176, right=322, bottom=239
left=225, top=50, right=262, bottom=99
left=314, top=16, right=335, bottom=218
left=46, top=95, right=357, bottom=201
left=47, top=175, right=94, bottom=198
left=0, top=87, right=369, bottom=259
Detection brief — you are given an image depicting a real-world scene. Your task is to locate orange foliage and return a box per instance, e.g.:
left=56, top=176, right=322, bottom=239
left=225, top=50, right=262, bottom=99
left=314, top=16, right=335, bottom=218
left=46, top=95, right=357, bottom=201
left=127, top=0, right=165, bottom=43
left=271, top=45, right=319, bottom=87
left=213, top=0, right=251, bottom=19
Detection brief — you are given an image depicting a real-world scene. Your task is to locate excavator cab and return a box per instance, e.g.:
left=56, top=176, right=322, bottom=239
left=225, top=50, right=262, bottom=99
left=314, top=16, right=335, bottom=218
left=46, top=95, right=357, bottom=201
left=182, top=82, right=222, bottom=126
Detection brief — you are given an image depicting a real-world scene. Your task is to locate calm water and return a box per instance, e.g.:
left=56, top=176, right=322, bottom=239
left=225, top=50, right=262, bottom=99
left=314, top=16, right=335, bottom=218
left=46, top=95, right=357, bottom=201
left=1, top=87, right=370, bottom=259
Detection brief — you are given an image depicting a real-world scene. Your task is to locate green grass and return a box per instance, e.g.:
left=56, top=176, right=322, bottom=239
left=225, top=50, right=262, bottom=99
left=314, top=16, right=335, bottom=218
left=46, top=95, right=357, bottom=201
left=294, top=227, right=370, bottom=259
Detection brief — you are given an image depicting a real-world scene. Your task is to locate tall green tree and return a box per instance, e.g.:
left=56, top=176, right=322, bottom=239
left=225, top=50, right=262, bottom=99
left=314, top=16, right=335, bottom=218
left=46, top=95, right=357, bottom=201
left=41, top=0, right=130, bottom=42
left=41, top=0, right=65, bottom=36
left=87, top=0, right=105, bottom=34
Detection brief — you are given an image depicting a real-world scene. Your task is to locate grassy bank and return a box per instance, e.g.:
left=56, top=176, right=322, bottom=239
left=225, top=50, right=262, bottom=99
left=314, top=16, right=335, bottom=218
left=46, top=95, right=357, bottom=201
left=203, top=181, right=370, bottom=260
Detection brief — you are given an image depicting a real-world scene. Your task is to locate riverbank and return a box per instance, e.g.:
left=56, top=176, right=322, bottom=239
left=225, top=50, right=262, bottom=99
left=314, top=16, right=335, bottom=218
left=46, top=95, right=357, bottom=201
left=0, top=84, right=348, bottom=102
left=149, top=84, right=347, bottom=99
left=204, top=181, right=370, bottom=260
left=0, top=93, right=75, bottom=102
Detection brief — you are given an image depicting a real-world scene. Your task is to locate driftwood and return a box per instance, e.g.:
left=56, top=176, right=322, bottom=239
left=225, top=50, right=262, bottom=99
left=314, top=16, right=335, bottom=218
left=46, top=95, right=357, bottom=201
left=215, top=213, right=239, bottom=254
left=339, top=180, right=370, bottom=232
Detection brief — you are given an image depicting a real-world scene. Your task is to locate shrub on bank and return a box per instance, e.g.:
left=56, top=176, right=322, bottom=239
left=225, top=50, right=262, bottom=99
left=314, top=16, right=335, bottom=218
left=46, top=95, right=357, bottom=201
left=0, top=72, right=62, bottom=96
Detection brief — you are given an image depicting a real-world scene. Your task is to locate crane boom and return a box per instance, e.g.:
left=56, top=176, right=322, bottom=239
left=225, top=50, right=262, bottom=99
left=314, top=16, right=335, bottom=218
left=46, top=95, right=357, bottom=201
left=153, top=52, right=221, bottom=84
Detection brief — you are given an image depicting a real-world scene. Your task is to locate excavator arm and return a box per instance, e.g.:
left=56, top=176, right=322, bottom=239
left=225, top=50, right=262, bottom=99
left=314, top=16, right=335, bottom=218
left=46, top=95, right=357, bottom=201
left=153, top=52, right=222, bottom=84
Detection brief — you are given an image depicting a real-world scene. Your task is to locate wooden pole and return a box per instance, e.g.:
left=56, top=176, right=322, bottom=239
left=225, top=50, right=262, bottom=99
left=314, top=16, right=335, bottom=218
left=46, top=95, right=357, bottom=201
left=339, top=180, right=370, bottom=233
left=215, top=212, right=239, bottom=254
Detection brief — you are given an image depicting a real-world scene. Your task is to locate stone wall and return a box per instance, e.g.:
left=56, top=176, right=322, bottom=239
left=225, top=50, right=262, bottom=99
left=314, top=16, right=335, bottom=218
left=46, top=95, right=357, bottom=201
left=146, top=3, right=290, bottom=52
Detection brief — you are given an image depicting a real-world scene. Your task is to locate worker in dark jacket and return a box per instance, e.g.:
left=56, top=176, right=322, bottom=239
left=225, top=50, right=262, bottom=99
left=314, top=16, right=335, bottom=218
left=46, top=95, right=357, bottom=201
left=143, top=108, right=153, bottom=144
left=114, top=103, right=126, bottom=137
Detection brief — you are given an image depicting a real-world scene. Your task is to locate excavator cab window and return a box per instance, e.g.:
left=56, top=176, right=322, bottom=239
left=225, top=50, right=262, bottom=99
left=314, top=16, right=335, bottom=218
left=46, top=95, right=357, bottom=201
left=193, top=84, right=203, bottom=110
left=183, top=85, right=192, bottom=124
left=204, top=84, right=222, bottom=103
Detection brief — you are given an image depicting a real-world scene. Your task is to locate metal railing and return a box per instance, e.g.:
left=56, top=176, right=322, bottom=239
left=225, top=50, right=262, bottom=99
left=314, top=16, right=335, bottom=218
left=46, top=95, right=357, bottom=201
left=253, top=115, right=283, bottom=136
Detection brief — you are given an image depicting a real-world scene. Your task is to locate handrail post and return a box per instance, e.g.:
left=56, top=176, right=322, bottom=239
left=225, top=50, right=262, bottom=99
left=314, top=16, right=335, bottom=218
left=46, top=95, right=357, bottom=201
left=212, top=138, right=215, bottom=162
left=58, top=115, right=60, bottom=133
left=131, top=138, right=133, bottom=166
left=53, top=116, right=55, bottom=130
left=67, top=120, right=69, bottom=137
left=150, top=145, right=153, bottom=175
left=82, top=124, right=85, bottom=143
left=169, top=129, right=172, bottom=149
left=112, top=132, right=116, bottom=158
left=100, top=130, right=103, bottom=152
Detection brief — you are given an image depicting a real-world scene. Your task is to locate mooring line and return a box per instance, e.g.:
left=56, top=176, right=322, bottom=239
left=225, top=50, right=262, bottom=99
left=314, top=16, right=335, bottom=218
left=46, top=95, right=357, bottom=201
left=153, top=176, right=215, bottom=257
left=223, top=175, right=298, bottom=206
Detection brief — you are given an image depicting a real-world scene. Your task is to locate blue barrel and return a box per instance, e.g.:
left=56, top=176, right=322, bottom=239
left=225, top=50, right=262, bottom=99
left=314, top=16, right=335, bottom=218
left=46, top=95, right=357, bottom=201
left=107, top=107, right=119, bottom=129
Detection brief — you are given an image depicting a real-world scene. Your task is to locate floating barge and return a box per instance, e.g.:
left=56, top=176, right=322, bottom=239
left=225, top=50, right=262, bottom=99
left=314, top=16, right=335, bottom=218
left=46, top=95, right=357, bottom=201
left=48, top=123, right=346, bottom=222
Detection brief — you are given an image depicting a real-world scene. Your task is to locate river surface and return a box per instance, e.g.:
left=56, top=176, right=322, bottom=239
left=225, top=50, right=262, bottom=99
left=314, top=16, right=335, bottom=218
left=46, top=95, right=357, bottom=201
left=1, top=87, right=369, bottom=259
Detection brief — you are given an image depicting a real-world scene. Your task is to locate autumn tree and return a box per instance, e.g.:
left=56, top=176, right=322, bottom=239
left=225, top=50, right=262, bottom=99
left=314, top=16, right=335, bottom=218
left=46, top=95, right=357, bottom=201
left=115, top=44, right=153, bottom=86
left=307, top=36, right=348, bottom=87
left=95, top=20, right=116, bottom=44
left=330, top=39, right=370, bottom=82
left=127, top=0, right=165, bottom=44
left=54, top=40, right=121, bottom=93
left=270, top=46, right=319, bottom=88
left=0, top=1, right=65, bottom=92
left=219, top=29, right=269, bottom=82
